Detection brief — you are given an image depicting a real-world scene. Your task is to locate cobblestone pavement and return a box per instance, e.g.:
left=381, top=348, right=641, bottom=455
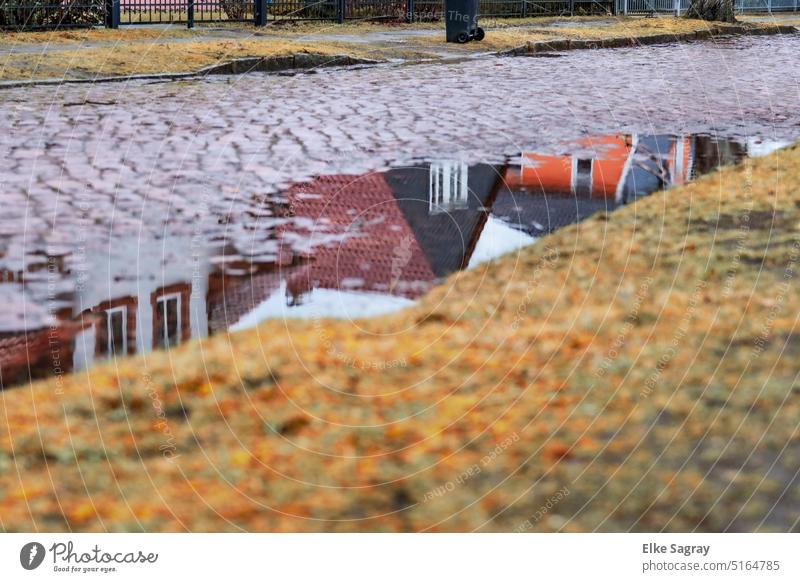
left=1, top=34, right=800, bottom=305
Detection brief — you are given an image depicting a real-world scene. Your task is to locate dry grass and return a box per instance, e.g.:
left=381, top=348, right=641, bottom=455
left=0, top=26, right=198, bottom=45
left=1, top=39, right=365, bottom=80
left=453, top=16, right=773, bottom=50
left=740, top=14, right=800, bottom=26
left=0, top=20, right=420, bottom=45
left=1, top=140, right=799, bottom=532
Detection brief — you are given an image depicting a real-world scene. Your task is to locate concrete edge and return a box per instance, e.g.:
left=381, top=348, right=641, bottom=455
left=498, top=23, right=799, bottom=57
left=0, top=53, right=383, bottom=90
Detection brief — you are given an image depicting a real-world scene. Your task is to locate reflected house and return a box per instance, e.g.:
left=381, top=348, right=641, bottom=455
left=496, top=134, right=743, bottom=237
left=204, top=233, right=301, bottom=334
left=151, top=283, right=191, bottom=349
left=385, top=162, right=504, bottom=277
left=0, top=134, right=750, bottom=387
left=0, top=163, right=506, bottom=386
left=278, top=172, right=438, bottom=303
left=0, top=281, right=77, bottom=386
left=497, top=134, right=634, bottom=237
left=506, top=134, right=636, bottom=200
left=0, top=325, right=75, bottom=386
left=272, top=163, right=503, bottom=307
left=207, top=265, right=288, bottom=334
left=70, top=238, right=211, bottom=373
left=89, top=296, right=137, bottom=358
left=429, top=161, right=470, bottom=213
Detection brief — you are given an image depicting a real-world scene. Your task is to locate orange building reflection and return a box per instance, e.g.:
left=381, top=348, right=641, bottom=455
left=505, top=134, right=695, bottom=202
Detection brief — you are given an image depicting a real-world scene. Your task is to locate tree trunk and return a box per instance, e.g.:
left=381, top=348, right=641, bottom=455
left=685, top=0, right=737, bottom=22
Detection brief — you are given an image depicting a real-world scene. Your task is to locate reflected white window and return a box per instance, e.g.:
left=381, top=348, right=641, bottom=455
left=155, top=293, right=181, bottom=349
left=429, top=161, right=469, bottom=214
left=73, top=324, right=96, bottom=371
left=572, top=158, right=593, bottom=196
left=105, top=306, right=127, bottom=356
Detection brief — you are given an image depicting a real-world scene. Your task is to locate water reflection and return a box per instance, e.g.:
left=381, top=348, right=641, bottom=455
left=0, top=133, right=783, bottom=387
left=497, top=133, right=750, bottom=236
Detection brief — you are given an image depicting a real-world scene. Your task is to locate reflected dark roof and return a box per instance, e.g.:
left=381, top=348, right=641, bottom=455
left=493, top=187, right=616, bottom=237
left=385, top=164, right=502, bottom=277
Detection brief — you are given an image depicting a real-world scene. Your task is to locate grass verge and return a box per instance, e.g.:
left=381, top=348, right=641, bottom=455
left=0, top=16, right=794, bottom=82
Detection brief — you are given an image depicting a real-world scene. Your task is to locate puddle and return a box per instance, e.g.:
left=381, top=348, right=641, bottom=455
left=0, top=132, right=790, bottom=387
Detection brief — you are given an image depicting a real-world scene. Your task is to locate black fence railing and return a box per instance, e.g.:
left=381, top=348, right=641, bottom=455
left=1, top=0, right=104, bottom=29
left=1, top=0, right=615, bottom=29
left=269, top=0, right=338, bottom=20
left=346, top=0, right=404, bottom=18
left=117, top=0, right=255, bottom=24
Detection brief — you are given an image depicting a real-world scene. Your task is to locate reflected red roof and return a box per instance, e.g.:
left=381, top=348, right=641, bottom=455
left=281, top=173, right=438, bottom=300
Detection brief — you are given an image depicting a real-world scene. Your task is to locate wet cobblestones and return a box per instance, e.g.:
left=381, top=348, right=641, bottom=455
left=1, top=34, right=799, bottom=278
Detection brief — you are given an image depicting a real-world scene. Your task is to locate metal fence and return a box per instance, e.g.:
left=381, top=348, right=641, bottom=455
left=0, top=0, right=104, bottom=28
left=0, top=0, right=607, bottom=27
left=116, top=0, right=250, bottom=24
left=410, top=0, right=583, bottom=19
left=2, top=0, right=797, bottom=30
left=617, top=0, right=798, bottom=14
left=479, top=1, right=614, bottom=17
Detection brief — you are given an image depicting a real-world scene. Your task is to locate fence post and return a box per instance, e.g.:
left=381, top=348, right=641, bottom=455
left=623, top=0, right=628, bottom=14
left=187, top=0, right=194, bottom=28
left=674, top=0, right=680, bottom=15
left=337, top=0, right=345, bottom=23
left=105, top=0, right=120, bottom=28
left=569, top=0, right=574, bottom=15
left=767, top=0, right=772, bottom=12
left=254, top=0, right=267, bottom=25
left=522, top=0, right=527, bottom=17
left=406, top=0, right=413, bottom=23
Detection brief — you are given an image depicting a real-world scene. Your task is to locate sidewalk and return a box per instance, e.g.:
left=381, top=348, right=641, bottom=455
left=1, top=15, right=797, bottom=82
